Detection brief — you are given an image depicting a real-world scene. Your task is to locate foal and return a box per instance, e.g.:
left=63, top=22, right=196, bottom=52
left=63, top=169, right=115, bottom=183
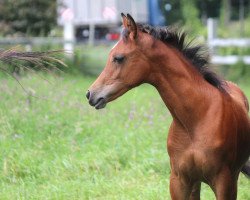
left=87, top=14, right=250, bottom=199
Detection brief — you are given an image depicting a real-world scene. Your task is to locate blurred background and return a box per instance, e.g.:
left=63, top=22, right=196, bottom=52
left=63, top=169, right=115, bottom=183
left=0, top=1, right=250, bottom=199
left=0, top=0, right=250, bottom=79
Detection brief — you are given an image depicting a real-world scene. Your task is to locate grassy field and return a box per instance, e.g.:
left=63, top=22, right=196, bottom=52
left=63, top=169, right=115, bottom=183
left=0, top=74, right=249, bottom=200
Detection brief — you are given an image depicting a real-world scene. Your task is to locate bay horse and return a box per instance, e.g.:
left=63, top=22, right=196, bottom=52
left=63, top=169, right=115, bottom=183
left=86, top=14, right=250, bottom=199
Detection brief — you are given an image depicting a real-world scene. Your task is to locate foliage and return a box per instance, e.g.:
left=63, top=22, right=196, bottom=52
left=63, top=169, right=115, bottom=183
left=160, top=0, right=183, bottom=25
left=160, top=0, right=210, bottom=35
left=65, top=45, right=110, bottom=76
left=231, top=0, right=250, bottom=20
left=196, top=0, right=221, bottom=19
left=160, top=0, right=250, bottom=38
left=0, top=0, right=57, bottom=36
left=160, top=0, right=221, bottom=25
left=0, top=46, right=67, bottom=82
left=0, top=75, right=249, bottom=199
left=218, top=61, right=250, bottom=83
left=180, top=0, right=205, bottom=35
left=0, top=44, right=112, bottom=79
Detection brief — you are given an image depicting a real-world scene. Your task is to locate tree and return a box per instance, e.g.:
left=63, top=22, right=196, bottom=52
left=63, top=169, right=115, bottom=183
left=0, top=0, right=57, bottom=36
left=160, top=0, right=183, bottom=25
left=220, top=0, right=231, bottom=26
left=197, top=0, right=221, bottom=22
left=160, top=0, right=222, bottom=24
left=180, top=0, right=203, bottom=34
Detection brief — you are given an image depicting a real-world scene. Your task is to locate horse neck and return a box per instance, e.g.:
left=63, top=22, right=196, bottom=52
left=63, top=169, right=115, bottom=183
left=146, top=42, right=221, bottom=131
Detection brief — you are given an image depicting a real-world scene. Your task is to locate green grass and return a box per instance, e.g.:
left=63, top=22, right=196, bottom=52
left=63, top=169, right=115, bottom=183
left=0, top=74, right=249, bottom=199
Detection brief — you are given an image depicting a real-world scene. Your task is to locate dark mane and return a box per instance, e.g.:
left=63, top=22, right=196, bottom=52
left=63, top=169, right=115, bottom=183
left=133, top=23, right=226, bottom=91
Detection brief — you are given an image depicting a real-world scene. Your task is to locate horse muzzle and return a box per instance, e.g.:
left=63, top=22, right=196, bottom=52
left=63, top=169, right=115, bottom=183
left=86, top=90, right=107, bottom=109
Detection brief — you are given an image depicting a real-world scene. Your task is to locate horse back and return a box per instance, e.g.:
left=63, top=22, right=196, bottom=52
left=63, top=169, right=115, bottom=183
left=226, top=81, right=249, bottom=112
left=225, top=81, right=250, bottom=165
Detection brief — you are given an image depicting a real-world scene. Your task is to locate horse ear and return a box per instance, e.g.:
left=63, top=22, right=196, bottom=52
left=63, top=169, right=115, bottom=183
left=126, top=14, right=137, bottom=39
left=121, top=13, right=128, bottom=28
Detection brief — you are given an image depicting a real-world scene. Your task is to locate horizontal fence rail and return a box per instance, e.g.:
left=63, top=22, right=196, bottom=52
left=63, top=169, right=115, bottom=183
left=207, top=18, right=250, bottom=65
left=1, top=37, right=250, bottom=65
left=211, top=55, right=250, bottom=65
left=209, top=38, right=250, bottom=47
left=0, top=37, right=73, bottom=45
left=209, top=38, right=250, bottom=65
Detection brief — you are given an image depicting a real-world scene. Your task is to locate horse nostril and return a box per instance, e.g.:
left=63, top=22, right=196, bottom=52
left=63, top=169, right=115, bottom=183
left=86, top=90, right=90, bottom=100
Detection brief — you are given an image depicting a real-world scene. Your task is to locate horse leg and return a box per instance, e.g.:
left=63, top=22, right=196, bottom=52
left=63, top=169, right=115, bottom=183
left=211, top=168, right=238, bottom=200
left=169, top=172, right=192, bottom=200
left=189, top=182, right=201, bottom=200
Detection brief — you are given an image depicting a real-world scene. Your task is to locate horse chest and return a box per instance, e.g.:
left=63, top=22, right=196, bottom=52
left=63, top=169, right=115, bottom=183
left=168, top=145, right=214, bottom=180
left=167, top=130, right=220, bottom=180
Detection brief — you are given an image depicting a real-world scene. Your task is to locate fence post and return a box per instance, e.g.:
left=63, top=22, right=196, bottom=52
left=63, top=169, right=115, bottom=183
left=88, top=22, right=95, bottom=46
left=207, top=18, right=217, bottom=54
left=63, top=21, right=75, bottom=54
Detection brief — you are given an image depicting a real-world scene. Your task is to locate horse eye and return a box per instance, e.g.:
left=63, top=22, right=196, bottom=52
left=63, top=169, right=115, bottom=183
left=113, top=55, right=125, bottom=64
